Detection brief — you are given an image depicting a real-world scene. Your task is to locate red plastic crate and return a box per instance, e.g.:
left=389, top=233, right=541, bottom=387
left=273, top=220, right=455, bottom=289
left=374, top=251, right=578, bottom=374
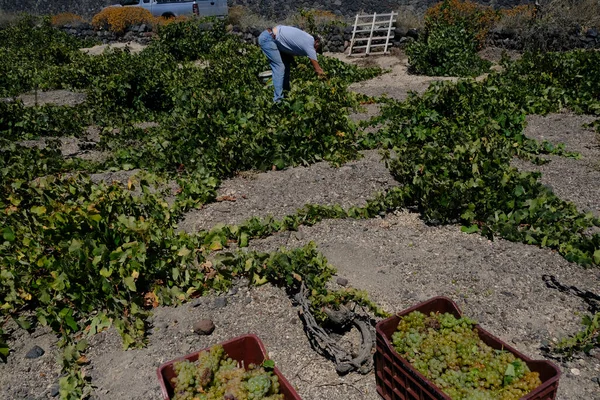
left=157, top=334, right=302, bottom=400
left=375, top=297, right=561, bottom=400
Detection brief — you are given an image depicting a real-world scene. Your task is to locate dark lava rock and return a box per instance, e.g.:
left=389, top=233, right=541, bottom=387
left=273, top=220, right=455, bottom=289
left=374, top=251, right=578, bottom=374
left=406, top=28, right=419, bottom=39
left=213, top=297, right=228, bottom=308
left=193, top=319, right=215, bottom=335
left=25, top=345, right=45, bottom=359
left=336, top=277, right=349, bottom=287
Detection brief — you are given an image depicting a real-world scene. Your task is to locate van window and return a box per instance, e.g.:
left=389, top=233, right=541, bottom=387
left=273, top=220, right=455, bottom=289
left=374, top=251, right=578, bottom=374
left=120, top=0, right=139, bottom=5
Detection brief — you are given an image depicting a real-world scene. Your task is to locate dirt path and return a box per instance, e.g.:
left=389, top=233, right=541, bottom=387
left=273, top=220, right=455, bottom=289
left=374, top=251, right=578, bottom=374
left=327, top=51, right=457, bottom=101
left=514, top=113, right=600, bottom=216
left=178, top=150, right=395, bottom=232
left=2, top=90, right=86, bottom=107
left=80, top=42, right=147, bottom=56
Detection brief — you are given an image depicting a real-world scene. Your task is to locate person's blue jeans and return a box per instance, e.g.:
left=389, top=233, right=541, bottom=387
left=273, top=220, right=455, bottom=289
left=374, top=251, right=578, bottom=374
left=258, top=30, right=292, bottom=102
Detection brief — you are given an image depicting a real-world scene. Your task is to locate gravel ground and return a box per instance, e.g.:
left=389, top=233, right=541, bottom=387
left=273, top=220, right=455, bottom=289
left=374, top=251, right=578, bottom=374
left=327, top=51, right=457, bottom=101
left=6, top=90, right=87, bottom=107
left=17, top=127, right=109, bottom=163
left=81, top=42, right=147, bottom=56
left=178, top=150, right=396, bottom=232
left=513, top=113, right=600, bottom=216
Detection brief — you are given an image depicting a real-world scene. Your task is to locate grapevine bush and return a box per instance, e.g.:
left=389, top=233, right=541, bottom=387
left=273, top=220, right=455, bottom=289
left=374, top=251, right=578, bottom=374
left=366, top=49, right=600, bottom=266
left=425, top=0, right=498, bottom=48
left=407, top=0, right=495, bottom=76
left=406, top=22, right=491, bottom=77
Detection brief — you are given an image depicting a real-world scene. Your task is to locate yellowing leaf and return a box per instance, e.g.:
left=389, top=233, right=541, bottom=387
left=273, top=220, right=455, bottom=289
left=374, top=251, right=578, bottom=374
left=123, top=276, right=137, bottom=292
left=99, top=268, right=112, bottom=278
left=30, top=206, right=46, bottom=215
left=209, top=240, right=222, bottom=251
left=252, top=274, right=268, bottom=286
left=77, top=355, right=89, bottom=365
left=177, top=247, right=191, bottom=257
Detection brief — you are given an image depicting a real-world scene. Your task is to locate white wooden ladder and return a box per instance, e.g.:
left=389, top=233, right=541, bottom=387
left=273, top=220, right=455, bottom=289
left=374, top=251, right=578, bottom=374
left=348, top=12, right=398, bottom=56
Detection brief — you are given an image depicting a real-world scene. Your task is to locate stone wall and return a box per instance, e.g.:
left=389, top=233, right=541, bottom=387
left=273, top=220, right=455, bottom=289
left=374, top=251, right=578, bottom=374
left=57, top=21, right=419, bottom=52
left=230, top=24, right=420, bottom=53
left=0, top=0, right=113, bottom=18
left=57, top=22, right=156, bottom=44
left=228, top=0, right=528, bottom=19
left=486, top=26, right=600, bottom=51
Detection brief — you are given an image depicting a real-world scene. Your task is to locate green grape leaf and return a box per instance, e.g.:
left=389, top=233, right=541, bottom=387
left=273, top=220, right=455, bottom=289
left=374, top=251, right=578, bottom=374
left=2, top=227, right=15, bottom=242
left=262, top=359, right=275, bottom=370
left=461, top=224, right=479, bottom=234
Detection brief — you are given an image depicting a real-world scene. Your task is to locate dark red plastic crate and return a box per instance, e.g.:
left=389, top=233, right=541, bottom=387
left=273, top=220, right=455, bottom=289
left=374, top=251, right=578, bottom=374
left=375, top=297, right=561, bottom=400
left=157, top=334, right=302, bottom=400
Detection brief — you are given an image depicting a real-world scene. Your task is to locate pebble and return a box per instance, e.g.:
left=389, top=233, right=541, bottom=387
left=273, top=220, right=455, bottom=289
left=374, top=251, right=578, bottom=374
left=50, top=384, right=59, bottom=397
left=190, top=298, right=204, bottom=307
left=154, top=322, right=168, bottom=331
left=193, top=320, right=215, bottom=335
left=25, top=345, right=45, bottom=359
left=292, top=231, right=304, bottom=240
left=571, top=368, right=581, bottom=376
left=336, top=277, right=349, bottom=286
left=243, top=296, right=252, bottom=305
left=213, top=297, right=228, bottom=308
left=228, top=287, right=239, bottom=296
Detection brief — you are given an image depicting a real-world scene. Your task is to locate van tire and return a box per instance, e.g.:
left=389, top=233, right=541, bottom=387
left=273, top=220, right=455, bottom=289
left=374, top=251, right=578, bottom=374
left=161, top=12, right=175, bottom=18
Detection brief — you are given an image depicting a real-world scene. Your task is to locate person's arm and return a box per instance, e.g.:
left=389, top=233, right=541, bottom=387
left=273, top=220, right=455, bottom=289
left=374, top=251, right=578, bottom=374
left=310, top=58, right=325, bottom=77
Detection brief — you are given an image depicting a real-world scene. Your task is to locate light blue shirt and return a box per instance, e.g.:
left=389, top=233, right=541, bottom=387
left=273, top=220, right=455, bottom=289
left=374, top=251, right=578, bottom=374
left=274, top=25, right=318, bottom=61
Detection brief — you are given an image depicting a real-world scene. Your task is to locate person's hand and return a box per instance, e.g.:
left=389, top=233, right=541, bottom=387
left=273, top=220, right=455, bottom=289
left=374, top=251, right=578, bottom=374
left=317, top=70, right=328, bottom=80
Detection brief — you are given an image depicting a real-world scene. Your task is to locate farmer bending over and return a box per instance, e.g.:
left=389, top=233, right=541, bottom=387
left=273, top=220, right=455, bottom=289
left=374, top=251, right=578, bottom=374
left=258, top=25, right=325, bottom=102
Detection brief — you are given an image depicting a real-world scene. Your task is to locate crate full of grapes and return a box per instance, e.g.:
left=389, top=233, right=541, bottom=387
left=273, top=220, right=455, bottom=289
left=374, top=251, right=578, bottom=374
left=375, top=297, right=560, bottom=400
left=157, top=334, right=302, bottom=400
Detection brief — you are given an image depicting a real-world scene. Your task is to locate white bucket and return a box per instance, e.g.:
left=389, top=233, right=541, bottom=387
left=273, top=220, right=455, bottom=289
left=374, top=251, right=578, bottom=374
left=258, top=70, right=273, bottom=84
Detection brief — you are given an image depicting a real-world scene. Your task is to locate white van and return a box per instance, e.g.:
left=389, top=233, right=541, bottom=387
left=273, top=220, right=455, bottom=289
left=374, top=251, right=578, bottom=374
left=118, top=0, right=228, bottom=18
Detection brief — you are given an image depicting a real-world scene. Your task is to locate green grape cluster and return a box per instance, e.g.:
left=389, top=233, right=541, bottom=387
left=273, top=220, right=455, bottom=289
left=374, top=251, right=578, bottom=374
left=391, top=311, right=542, bottom=400
left=172, top=345, right=284, bottom=400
